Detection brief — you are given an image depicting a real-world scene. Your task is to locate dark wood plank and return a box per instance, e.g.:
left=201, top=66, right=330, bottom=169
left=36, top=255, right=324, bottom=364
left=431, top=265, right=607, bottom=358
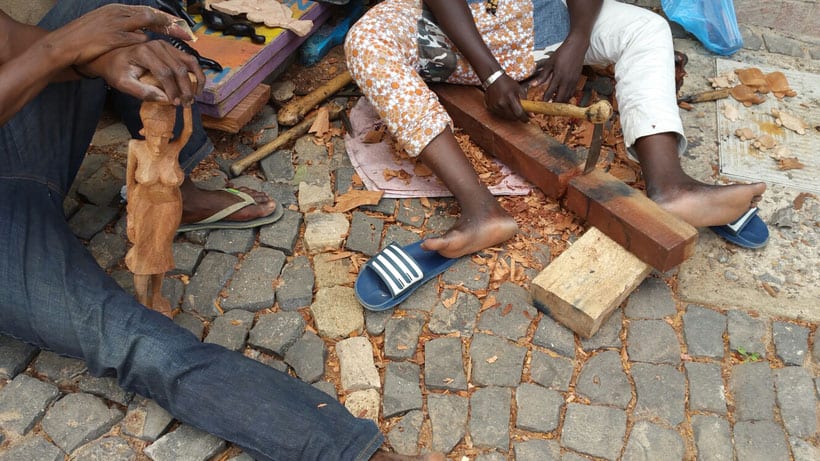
left=202, top=84, right=271, bottom=134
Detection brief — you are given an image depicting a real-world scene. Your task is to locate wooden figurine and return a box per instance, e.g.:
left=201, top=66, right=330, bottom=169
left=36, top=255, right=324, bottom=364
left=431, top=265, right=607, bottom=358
left=125, top=91, right=192, bottom=318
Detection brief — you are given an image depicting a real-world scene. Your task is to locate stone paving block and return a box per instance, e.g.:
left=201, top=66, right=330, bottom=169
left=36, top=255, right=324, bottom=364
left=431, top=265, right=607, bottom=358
left=774, top=366, right=817, bottom=438
left=360, top=197, right=396, bottom=215
left=329, top=136, right=350, bottom=169
left=247, top=311, right=305, bottom=356
left=683, top=305, right=726, bottom=358
left=344, top=389, right=380, bottom=423
left=624, top=277, right=676, bottom=318
left=513, top=439, right=560, bottom=461
left=293, top=135, right=327, bottom=164
left=733, top=420, right=790, bottom=461
left=298, top=181, right=334, bottom=212
left=561, top=403, right=627, bottom=460
left=304, top=212, right=349, bottom=253
left=441, top=257, right=490, bottom=291
left=245, top=105, right=279, bottom=147
left=429, top=289, right=480, bottom=337
left=383, top=361, right=422, bottom=418
left=474, top=453, right=506, bottom=461
left=261, top=182, right=297, bottom=209
left=33, top=351, right=87, bottom=385
left=0, top=374, right=59, bottom=435
left=727, top=310, right=767, bottom=358
left=284, top=331, right=326, bottom=383
left=730, top=361, right=775, bottom=422
left=623, top=421, right=685, bottom=461
left=772, top=321, right=809, bottom=366
left=144, top=424, right=226, bottom=461
left=204, top=228, right=256, bottom=255
left=532, top=314, right=575, bottom=358
left=292, top=164, right=331, bottom=188
left=182, top=251, right=238, bottom=319
left=528, top=350, right=573, bottom=392
left=42, top=393, right=123, bottom=453
left=312, top=380, right=337, bottom=398
left=384, top=317, right=423, bottom=361
left=382, top=224, right=418, bottom=247
left=690, top=414, right=732, bottom=461
left=260, top=149, right=294, bottom=183
left=277, top=255, right=314, bottom=310
left=514, top=383, right=562, bottom=433
left=111, top=269, right=135, bottom=294
left=77, top=161, right=125, bottom=207
left=122, top=396, right=173, bottom=442
left=88, top=231, right=126, bottom=270
left=470, top=334, right=527, bottom=388
left=182, top=229, right=209, bottom=246
left=762, top=33, right=805, bottom=56
left=395, top=198, right=426, bottom=228
left=170, top=242, right=204, bottom=276
left=365, top=309, right=392, bottom=335
left=222, top=247, right=285, bottom=312
left=790, top=437, right=820, bottom=461
left=469, top=386, right=511, bottom=452
left=173, top=312, right=204, bottom=340
left=313, top=252, right=353, bottom=288
left=739, top=24, right=763, bottom=50
left=424, top=337, right=467, bottom=391
left=72, top=436, right=135, bottom=461
left=477, top=282, right=536, bottom=341
left=632, top=363, right=685, bottom=426
left=64, top=195, right=80, bottom=219
left=427, top=393, right=468, bottom=454
left=76, top=375, right=132, bottom=406
left=580, top=309, right=623, bottom=351
left=161, top=277, right=185, bottom=311
left=684, top=362, right=727, bottom=414
left=345, top=211, right=384, bottom=256
left=576, top=350, right=632, bottom=408
left=311, top=286, right=364, bottom=339
left=0, top=435, right=62, bottom=461
left=626, top=319, right=682, bottom=364
left=0, top=335, right=39, bottom=379
left=336, top=336, right=381, bottom=392
left=399, top=280, right=439, bottom=312
left=560, top=452, right=588, bottom=461
left=387, top=410, right=423, bottom=456
left=334, top=166, right=355, bottom=195
left=205, top=309, right=254, bottom=352
left=259, top=209, right=302, bottom=255
left=68, top=205, right=120, bottom=240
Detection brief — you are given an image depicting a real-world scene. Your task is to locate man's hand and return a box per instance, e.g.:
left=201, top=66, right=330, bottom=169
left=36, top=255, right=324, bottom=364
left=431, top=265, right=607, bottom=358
left=485, top=74, right=528, bottom=122
left=529, top=37, right=588, bottom=103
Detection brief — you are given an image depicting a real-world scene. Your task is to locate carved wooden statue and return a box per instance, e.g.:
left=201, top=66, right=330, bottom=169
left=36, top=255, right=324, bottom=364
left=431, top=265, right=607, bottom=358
left=125, top=95, right=191, bottom=317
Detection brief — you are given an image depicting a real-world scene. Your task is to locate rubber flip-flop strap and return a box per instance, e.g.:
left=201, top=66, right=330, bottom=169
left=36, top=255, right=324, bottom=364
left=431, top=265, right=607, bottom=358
left=369, top=242, right=424, bottom=298
left=723, top=207, right=759, bottom=236
left=192, top=188, right=256, bottom=225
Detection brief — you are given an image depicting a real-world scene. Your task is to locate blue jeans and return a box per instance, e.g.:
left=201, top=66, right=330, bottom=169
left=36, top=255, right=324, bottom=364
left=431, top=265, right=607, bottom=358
left=0, top=2, right=382, bottom=460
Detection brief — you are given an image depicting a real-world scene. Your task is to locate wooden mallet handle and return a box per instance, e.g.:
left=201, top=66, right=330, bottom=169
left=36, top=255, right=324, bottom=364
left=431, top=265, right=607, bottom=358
left=520, top=99, right=612, bottom=124
left=277, top=70, right=353, bottom=126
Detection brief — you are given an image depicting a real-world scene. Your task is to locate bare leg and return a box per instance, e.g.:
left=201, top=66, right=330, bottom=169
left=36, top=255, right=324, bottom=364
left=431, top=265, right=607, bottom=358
left=418, top=128, right=518, bottom=258
left=149, top=273, right=173, bottom=318
left=180, top=178, right=277, bottom=224
left=370, top=452, right=446, bottom=461
left=636, top=132, right=766, bottom=227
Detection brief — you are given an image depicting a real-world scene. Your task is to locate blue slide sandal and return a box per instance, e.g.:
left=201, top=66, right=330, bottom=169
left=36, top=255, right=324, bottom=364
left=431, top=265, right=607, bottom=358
left=709, top=207, right=769, bottom=249
left=355, top=241, right=458, bottom=311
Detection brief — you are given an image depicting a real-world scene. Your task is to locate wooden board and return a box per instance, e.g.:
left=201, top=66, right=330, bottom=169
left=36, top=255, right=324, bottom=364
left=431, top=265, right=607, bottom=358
left=531, top=227, right=651, bottom=338
left=202, top=83, right=271, bottom=133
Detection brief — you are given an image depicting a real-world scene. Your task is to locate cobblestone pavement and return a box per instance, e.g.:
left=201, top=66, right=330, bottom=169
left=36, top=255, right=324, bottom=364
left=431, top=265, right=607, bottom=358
left=1, top=1, right=818, bottom=460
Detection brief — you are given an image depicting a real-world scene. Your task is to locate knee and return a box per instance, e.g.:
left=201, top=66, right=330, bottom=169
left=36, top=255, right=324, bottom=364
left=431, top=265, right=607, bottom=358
left=638, top=10, right=673, bottom=46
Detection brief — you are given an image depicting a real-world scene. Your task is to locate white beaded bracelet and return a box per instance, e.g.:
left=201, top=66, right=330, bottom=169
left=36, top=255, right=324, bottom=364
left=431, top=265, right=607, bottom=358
left=481, top=69, right=505, bottom=91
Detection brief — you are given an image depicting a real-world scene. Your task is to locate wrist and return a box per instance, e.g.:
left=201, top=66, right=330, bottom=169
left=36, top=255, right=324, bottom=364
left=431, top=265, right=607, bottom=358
left=481, top=69, right=505, bottom=91
left=71, top=63, right=99, bottom=80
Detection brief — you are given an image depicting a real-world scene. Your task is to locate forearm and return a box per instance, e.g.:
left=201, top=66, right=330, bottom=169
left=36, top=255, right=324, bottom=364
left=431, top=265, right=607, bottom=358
left=566, top=0, right=603, bottom=44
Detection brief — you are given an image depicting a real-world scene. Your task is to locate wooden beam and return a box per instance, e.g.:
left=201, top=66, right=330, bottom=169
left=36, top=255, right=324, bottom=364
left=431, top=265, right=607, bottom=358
left=202, top=83, right=271, bottom=134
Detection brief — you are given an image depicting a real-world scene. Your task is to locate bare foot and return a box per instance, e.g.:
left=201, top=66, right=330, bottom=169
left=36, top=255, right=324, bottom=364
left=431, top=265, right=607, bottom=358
left=421, top=209, right=519, bottom=258
left=649, top=180, right=766, bottom=227
left=180, top=179, right=277, bottom=224
left=370, top=452, right=446, bottom=461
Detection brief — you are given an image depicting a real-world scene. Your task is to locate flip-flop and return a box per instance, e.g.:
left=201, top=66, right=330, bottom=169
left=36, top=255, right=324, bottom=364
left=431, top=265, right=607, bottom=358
left=177, top=188, right=283, bottom=233
left=709, top=207, right=769, bottom=249
left=355, top=241, right=458, bottom=311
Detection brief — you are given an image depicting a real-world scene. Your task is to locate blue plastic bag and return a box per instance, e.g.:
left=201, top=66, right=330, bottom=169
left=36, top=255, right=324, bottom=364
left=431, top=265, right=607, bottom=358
left=661, top=0, right=743, bottom=55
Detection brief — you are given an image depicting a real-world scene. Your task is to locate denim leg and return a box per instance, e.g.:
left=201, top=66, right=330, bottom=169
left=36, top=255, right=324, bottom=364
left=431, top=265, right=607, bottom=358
left=0, top=179, right=383, bottom=460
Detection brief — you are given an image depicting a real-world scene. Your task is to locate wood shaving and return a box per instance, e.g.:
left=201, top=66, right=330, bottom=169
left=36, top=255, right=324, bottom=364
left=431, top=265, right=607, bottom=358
left=328, top=190, right=384, bottom=213
left=777, top=157, right=805, bottom=170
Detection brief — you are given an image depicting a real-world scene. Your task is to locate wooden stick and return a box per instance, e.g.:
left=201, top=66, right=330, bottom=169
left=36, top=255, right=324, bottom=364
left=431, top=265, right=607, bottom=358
left=520, top=99, right=612, bottom=123
left=277, top=70, right=353, bottom=126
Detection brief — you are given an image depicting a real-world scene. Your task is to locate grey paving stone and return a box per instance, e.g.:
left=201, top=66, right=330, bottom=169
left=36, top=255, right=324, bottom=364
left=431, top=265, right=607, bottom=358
left=204, top=228, right=256, bottom=255
left=727, top=310, right=767, bottom=358
left=683, top=305, right=726, bottom=359
left=170, top=242, right=204, bottom=276
left=258, top=209, right=302, bottom=255
left=68, top=205, right=120, bottom=240
left=690, top=414, right=732, bottom=461
left=222, top=247, right=285, bottom=312
left=733, top=420, right=789, bottom=461
left=474, top=453, right=506, bottom=461
left=626, top=319, right=682, bottom=364
left=205, top=309, right=254, bottom=352
left=395, top=198, right=426, bottom=228
left=0, top=374, right=59, bottom=435
left=515, top=383, right=563, bottom=433
left=790, top=437, right=820, bottom=461
left=384, top=317, right=423, bottom=361
left=284, top=331, right=326, bottom=383
left=529, top=350, right=573, bottom=391
left=248, top=311, right=305, bottom=356
left=399, top=279, right=439, bottom=312
left=292, top=164, right=330, bottom=188
left=685, top=362, right=727, bottom=414
left=312, top=380, right=338, bottom=398
left=382, top=225, right=418, bottom=247
left=336, top=336, right=381, bottom=392
left=71, top=436, right=135, bottom=461
left=33, top=351, right=87, bottom=385
left=810, top=46, right=820, bottom=60
left=41, top=393, right=123, bottom=453
left=110, top=269, right=135, bottom=294
left=143, top=424, right=226, bottom=461
left=245, top=105, right=278, bottom=147
left=560, top=453, right=589, bottom=461
left=88, top=231, right=126, bottom=270
left=469, top=386, right=511, bottom=452
left=632, top=363, right=685, bottom=426
left=345, top=211, right=384, bottom=256
left=513, top=439, right=560, bottom=461
left=730, top=361, right=775, bottom=422
left=813, top=330, right=820, bottom=365
left=623, top=421, right=684, bottom=461
left=313, top=252, right=353, bottom=288
left=311, top=286, right=364, bottom=339
left=441, top=257, right=490, bottom=291
left=428, top=289, right=480, bottom=337
left=424, top=337, right=467, bottom=391
left=260, top=149, right=294, bottom=183
left=0, top=335, right=38, bottom=379
left=173, top=312, right=204, bottom=340
left=298, top=181, right=333, bottom=212
left=532, top=314, right=575, bottom=358
left=470, top=334, right=527, bottom=388
left=427, top=393, right=468, bottom=454
left=386, top=410, right=423, bottom=456
left=293, top=135, right=327, bottom=165
left=64, top=195, right=81, bottom=219
left=182, top=251, right=238, bottom=319
left=329, top=136, right=350, bottom=169
left=580, top=309, right=623, bottom=351
left=772, top=321, right=809, bottom=366
left=260, top=182, right=297, bottom=209
left=182, top=228, right=209, bottom=245
left=561, top=403, right=627, bottom=460
left=77, top=162, right=125, bottom=207
left=277, top=255, right=314, bottom=310
left=477, top=282, right=536, bottom=341
left=161, top=277, right=185, bottom=311
left=360, top=197, right=396, bottom=215
left=624, top=277, right=676, bottom=318
left=76, top=375, right=132, bottom=406
left=576, top=350, right=632, bottom=408
left=383, top=361, right=422, bottom=418
left=121, top=396, right=173, bottom=442
left=333, top=166, right=355, bottom=195
left=739, top=25, right=763, bottom=50
left=774, top=366, right=817, bottom=438
left=365, top=309, right=391, bottom=335
left=304, top=212, right=349, bottom=253
left=0, top=435, right=62, bottom=461
left=762, top=33, right=805, bottom=56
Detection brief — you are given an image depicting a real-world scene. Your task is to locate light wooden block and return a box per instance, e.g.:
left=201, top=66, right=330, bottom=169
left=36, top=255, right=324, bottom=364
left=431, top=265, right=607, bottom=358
left=531, top=227, right=651, bottom=339
left=201, top=83, right=271, bottom=133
